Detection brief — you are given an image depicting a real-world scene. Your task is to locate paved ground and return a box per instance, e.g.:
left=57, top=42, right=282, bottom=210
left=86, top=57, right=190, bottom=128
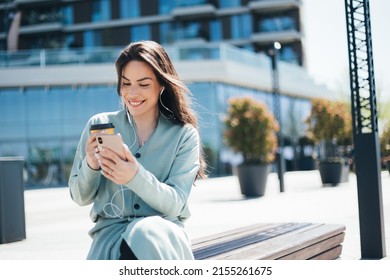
left=0, top=170, right=389, bottom=260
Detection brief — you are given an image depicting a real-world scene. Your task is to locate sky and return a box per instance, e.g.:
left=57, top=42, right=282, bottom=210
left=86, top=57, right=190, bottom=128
left=302, top=0, right=390, bottom=102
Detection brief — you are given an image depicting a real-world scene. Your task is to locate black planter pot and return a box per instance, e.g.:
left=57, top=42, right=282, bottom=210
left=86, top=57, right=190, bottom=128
left=298, top=156, right=316, bottom=170
left=234, top=164, right=271, bottom=197
left=319, top=160, right=349, bottom=186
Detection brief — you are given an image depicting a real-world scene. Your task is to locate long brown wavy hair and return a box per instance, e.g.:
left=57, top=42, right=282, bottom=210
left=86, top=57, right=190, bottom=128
left=115, top=40, right=207, bottom=179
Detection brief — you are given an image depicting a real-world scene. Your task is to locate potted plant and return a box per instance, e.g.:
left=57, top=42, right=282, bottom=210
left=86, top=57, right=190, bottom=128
left=305, top=98, right=352, bottom=185
left=380, top=121, right=390, bottom=174
left=224, top=96, right=279, bottom=197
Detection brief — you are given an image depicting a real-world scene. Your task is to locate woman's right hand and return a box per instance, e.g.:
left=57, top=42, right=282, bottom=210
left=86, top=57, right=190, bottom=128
left=85, top=135, right=100, bottom=170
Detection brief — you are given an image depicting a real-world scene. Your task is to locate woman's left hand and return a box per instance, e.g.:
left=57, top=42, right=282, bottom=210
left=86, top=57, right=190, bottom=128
left=97, top=144, right=139, bottom=185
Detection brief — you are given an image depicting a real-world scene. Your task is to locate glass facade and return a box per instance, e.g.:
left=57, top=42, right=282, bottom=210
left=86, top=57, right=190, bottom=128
left=131, top=24, right=151, bottom=42
left=258, top=16, right=297, bottom=33
left=279, top=45, right=299, bottom=65
left=209, top=19, right=222, bottom=42
left=120, top=0, right=140, bottom=19
left=0, top=0, right=304, bottom=65
left=84, top=30, right=103, bottom=49
left=0, top=82, right=311, bottom=188
left=159, top=22, right=173, bottom=44
left=176, top=0, right=207, bottom=7
left=172, top=21, right=204, bottom=41
left=0, top=1, right=309, bottom=187
left=159, top=0, right=175, bottom=15
left=218, top=0, right=241, bottom=9
left=62, top=6, right=74, bottom=25
left=0, top=85, right=120, bottom=188
left=230, top=13, right=252, bottom=39
left=18, top=5, right=61, bottom=26
left=91, top=0, right=111, bottom=22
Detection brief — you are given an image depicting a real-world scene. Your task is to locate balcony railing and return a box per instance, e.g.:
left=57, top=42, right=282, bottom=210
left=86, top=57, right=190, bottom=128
left=0, top=47, right=120, bottom=67
left=249, top=0, right=301, bottom=13
left=0, top=44, right=268, bottom=69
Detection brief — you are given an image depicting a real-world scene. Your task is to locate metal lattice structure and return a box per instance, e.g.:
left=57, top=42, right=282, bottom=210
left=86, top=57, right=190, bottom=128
left=345, top=0, right=378, bottom=134
left=345, top=0, right=386, bottom=259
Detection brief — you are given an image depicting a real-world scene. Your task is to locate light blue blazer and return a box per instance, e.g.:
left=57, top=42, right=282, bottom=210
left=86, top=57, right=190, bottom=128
left=68, top=109, right=200, bottom=259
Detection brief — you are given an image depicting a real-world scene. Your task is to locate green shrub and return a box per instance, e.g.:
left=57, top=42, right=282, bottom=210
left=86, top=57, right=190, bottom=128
left=224, top=97, right=279, bottom=164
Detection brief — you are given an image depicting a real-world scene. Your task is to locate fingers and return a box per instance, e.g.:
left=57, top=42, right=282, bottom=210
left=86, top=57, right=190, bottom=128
left=97, top=146, right=117, bottom=169
left=123, top=144, right=135, bottom=162
left=98, top=146, right=125, bottom=176
left=85, top=135, right=100, bottom=170
left=98, top=145, right=139, bottom=185
left=86, top=135, right=97, bottom=154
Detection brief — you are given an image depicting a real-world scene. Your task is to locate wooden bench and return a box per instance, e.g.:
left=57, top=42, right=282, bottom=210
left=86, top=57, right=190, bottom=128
left=192, top=222, right=346, bottom=260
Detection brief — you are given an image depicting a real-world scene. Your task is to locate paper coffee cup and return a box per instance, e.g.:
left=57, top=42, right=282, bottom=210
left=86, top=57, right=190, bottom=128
left=90, top=123, right=115, bottom=135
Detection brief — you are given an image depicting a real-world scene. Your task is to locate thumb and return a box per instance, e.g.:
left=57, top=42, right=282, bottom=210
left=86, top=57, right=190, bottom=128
left=122, top=143, right=135, bottom=162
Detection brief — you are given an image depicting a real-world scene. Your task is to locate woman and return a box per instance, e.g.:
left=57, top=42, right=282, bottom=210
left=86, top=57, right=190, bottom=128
left=68, top=41, right=206, bottom=260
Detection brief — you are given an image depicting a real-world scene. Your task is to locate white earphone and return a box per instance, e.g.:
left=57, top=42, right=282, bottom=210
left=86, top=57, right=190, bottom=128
left=159, top=87, right=175, bottom=119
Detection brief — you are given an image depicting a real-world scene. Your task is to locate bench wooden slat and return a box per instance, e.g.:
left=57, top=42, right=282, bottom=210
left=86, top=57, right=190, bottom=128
left=192, top=223, right=311, bottom=259
left=192, top=223, right=276, bottom=250
left=309, top=245, right=343, bottom=260
left=276, top=232, right=345, bottom=260
left=254, top=224, right=346, bottom=260
left=192, top=223, right=346, bottom=260
left=193, top=223, right=319, bottom=260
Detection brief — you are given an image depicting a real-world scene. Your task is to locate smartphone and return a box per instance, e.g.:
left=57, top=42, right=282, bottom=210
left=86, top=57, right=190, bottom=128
left=96, top=134, right=125, bottom=160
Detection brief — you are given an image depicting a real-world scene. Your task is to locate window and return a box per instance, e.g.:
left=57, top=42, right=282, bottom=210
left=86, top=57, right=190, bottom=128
left=131, top=25, right=151, bottom=41
left=210, top=19, right=222, bottom=42
left=172, top=21, right=203, bottom=41
left=21, top=6, right=61, bottom=26
left=259, top=16, right=296, bottom=33
left=0, top=40, right=5, bottom=51
left=83, top=30, right=102, bottom=48
left=64, top=34, right=75, bottom=48
left=159, top=22, right=173, bottom=44
left=159, top=0, right=175, bottom=15
left=120, top=0, right=140, bottom=18
left=280, top=46, right=298, bottom=64
left=230, top=14, right=252, bottom=39
left=176, top=0, right=206, bottom=7
left=0, top=89, right=25, bottom=140
left=92, top=0, right=111, bottom=22
left=62, top=5, right=73, bottom=25
left=218, top=0, right=240, bottom=8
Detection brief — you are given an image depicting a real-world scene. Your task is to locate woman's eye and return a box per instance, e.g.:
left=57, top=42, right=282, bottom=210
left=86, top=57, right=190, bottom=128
left=140, top=84, right=150, bottom=88
left=122, top=83, right=130, bottom=87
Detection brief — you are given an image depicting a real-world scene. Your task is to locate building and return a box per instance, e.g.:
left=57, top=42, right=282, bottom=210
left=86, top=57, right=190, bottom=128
left=1, top=0, right=304, bottom=65
left=0, top=1, right=333, bottom=187
left=0, top=43, right=333, bottom=187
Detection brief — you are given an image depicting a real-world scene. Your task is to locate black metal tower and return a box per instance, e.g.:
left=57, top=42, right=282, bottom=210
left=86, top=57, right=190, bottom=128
left=345, top=0, right=386, bottom=259
left=270, top=42, right=285, bottom=193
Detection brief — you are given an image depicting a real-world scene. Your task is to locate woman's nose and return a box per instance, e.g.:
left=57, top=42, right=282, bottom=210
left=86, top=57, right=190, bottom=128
left=123, top=87, right=137, bottom=96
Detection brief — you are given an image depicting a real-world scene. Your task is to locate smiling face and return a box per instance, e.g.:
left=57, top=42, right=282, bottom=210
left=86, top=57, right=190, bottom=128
left=120, top=60, right=162, bottom=122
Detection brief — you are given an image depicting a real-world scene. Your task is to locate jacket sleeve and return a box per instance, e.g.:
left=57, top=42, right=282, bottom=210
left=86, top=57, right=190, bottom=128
left=68, top=122, right=101, bottom=206
left=124, top=126, right=200, bottom=217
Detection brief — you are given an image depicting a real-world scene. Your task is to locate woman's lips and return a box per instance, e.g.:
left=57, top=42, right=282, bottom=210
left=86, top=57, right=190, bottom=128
left=128, top=100, right=144, bottom=107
